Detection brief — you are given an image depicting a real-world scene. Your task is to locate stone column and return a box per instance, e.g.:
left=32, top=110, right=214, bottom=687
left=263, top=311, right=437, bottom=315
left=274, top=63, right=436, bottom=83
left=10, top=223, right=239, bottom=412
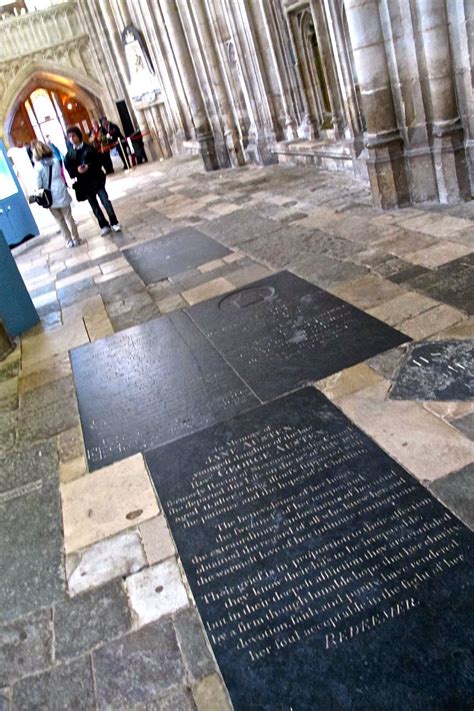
left=187, top=0, right=245, bottom=166
left=135, top=107, right=160, bottom=162
left=344, top=0, right=409, bottom=208
left=160, top=0, right=219, bottom=170
left=150, top=103, right=173, bottom=159
left=417, top=0, right=470, bottom=202
left=309, top=0, right=345, bottom=136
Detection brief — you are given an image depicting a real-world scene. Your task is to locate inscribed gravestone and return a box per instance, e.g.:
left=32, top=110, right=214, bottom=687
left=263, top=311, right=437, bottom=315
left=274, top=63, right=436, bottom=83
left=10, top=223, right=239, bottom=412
left=122, top=228, right=231, bottom=284
left=70, top=312, right=258, bottom=471
left=186, top=271, right=410, bottom=401
left=390, top=340, right=473, bottom=401
left=146, top=388, right=473, bottom=711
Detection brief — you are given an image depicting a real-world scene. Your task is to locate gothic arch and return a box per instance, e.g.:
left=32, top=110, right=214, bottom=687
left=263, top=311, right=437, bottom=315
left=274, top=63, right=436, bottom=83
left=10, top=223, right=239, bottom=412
left=1, top=60, right=110, bottom=142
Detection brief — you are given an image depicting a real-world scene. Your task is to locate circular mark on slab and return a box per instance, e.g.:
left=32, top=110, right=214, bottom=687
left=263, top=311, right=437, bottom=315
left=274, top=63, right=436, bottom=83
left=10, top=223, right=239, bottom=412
left=155, top=585, right=164, bottom=593
left=218, top=285, right=275, bottom=311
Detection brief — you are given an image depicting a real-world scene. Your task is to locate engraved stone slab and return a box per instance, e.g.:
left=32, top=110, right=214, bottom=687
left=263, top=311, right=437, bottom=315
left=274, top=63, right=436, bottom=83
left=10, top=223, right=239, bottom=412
left=146, top=388, right=473, bottom=711
left=390, top=340, right=474, bottom=401
left=70, top=312, right=257, bottom=471
left=122, top=228, right=231, bottom=284
left=186, top=271, right=410, bottom=401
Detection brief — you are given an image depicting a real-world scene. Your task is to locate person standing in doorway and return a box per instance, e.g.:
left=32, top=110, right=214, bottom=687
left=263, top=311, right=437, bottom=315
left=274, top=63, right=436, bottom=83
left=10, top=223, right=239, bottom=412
left=100, top=116, right=130, bottom=171
left=64, top=126, right=121, bottom=236
left=32, top=140, right=81, bottom=248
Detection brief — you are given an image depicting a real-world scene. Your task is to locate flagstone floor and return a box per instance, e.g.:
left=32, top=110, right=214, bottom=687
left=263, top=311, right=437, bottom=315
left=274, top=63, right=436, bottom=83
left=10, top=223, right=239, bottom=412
left=0, top=155, right=473, bottom=709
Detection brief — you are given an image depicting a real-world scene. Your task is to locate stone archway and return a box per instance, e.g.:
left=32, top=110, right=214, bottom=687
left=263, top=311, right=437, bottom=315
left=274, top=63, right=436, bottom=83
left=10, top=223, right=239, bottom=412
left=0, top=61, right=113, bottom=146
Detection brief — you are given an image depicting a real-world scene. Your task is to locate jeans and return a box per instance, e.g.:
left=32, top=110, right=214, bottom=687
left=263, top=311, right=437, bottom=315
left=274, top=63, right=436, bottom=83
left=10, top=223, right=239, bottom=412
left=88, top=187, right=118, bottom=228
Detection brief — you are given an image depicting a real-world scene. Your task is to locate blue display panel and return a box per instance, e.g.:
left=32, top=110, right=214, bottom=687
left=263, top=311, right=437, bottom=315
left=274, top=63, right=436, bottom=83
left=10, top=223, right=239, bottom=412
left=0, top=229, right=39, bottom=337
left=0, top=140, right=38, bottom=246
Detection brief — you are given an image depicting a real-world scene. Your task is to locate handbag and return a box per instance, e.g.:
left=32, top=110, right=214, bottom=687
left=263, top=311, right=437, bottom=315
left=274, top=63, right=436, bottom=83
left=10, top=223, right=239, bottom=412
left=73, top=180, right=89, bottom=202
left=35, top=165, right=53, bottom=208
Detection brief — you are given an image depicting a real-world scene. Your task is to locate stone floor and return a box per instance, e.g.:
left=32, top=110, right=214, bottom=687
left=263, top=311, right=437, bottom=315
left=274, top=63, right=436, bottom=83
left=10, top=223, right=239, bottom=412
left=0, top=156, right=473, bottom=709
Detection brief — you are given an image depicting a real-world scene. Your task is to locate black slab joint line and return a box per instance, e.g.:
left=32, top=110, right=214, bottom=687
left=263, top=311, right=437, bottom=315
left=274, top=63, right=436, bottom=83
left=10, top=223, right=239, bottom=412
left=122, top=227, right=231, bottom=284
left=70, top=311, right=258, bottom=471
left=390, top=340, right=474, bottom=401
left=146, top=388, right=474, bottom=711
left=186, top=270, right=411, bottom=401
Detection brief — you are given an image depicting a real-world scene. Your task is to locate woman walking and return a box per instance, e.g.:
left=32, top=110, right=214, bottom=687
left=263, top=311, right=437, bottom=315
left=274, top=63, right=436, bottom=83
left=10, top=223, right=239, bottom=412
left=32, top=140, right=81, bottom=248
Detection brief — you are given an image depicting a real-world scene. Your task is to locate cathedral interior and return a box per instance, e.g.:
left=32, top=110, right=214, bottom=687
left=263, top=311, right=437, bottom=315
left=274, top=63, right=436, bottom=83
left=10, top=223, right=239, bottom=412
left=0, top=1, right=473, bottom=709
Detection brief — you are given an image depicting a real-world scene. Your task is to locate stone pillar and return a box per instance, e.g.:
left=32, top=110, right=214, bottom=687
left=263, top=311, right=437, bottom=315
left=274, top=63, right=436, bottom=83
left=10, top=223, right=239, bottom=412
left=160, top=0, right=219, bottom=170
left=309, top=0, right=345, bottom=136
left=417, top=0, right=470, bottom=202
left=344, top=0, right=409, bottom=208
left=136, top=107, right=160, bottom=161
left=150, top=103, right=173, bottom=158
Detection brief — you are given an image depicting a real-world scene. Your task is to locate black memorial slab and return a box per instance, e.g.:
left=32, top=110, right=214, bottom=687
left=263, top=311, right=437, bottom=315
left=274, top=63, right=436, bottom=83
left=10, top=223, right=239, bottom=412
left=146, top=388, right=474, bottom=711
left=70, top=312, right=258, bottom=471
left=390, top=340, right=474, bottom=401
left=186, top=271, right=411, bottom=401
left=122, top=228, right=231, bottom=284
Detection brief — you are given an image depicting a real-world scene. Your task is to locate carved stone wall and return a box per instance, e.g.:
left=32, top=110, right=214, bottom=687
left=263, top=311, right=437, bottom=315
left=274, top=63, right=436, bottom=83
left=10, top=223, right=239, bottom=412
left=1, top=0, right=472, bottom=208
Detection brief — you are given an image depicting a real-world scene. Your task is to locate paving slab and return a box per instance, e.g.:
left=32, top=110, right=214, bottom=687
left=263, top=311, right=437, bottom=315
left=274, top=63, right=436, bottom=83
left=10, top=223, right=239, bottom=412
left=125, top=558, right=189, bottom=627
left=12, top=656, right=96, bottom=710
left=390, top=341, right=474, bottom=401
left=54, top=579, right=131, bottom=660
left=452, top=412, right=474, bottom=441
left=145, top=387, right=473, bottom=711
left=61, top=454, right=159, bottom=553
left=123, top=228, right=231, bottom=284
left=0, top=608, right=52, bottom=685
left=70, top=311, right=258, bottom=470
left=92, top=617, right=185, bottom=708
left=187, top=271, right=409, bottom=401
left=67, top=529, right=147, bottom=596
left=428, top=464, right=474, bottom=530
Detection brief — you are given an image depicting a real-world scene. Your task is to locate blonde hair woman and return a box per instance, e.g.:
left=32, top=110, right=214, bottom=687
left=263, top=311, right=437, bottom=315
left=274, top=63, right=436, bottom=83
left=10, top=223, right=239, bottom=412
left=32, top=140, right=81, bottom=248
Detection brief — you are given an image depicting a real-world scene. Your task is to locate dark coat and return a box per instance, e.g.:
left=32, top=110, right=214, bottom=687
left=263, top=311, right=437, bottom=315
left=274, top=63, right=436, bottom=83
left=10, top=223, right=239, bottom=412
left=64, top=143, right=106, bottom=194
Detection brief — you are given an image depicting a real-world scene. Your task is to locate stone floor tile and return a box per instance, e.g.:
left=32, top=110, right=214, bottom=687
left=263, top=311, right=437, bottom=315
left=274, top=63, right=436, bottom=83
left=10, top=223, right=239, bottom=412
left=375, top=229, right=437, bottom=256
left=430, top=317, right=474, bottom=340
left=99, top=256, right=129, bottom=275
left=366, top=345, right=409, bottom=380
left=125, top=559, right=189, bottom=628
left=157, top=293, right=186, bottom=313
left=315, top=363, right=384, bottom=402
left=92, top=617, right=185, bottom=708
left=139, top=515, right=176, bottom=565
left=55, top=266, right=102, bottom=291
left=54, top=579, right=131, bottom=661
left=0, top=348, right=21, bottom=383
left=0, top=378, right=18, bottom=411
left=0, top=608, right=53, bottom=685
left=173, top=607, right=216, bottom=682
left=181, top=277, right=235, bottom=305
left=18, top=353, right=71, bottom=394
left=159, top=685, right=196, bottom=711
left=0, top=687, right=11, bottom=710
left=58, top=425, right=84, bottom=464
left=398, top=212, right=469, bottom=238
left=21, top=320, right=89, bottom=372
left=66, top=529, right=147, bottom=597
left=223, top=250, right=246, bottom=263
left=451, top=412, right=474, bottom=441
left=227, top=263, right=274, bottom=289
left=403, top=242, right=472, bottom=269
left=337, top=381, right=474, bottom=481
left=428, top=464, right=474, bottom=529
left=208, top=202, right=240, bottom=216
left=367, top=292, right=438, bottom=327
left=59, top=456, right=87, bottom=484
left=12, top=656, right=96, bottom=711
left=32, top=291, right=57, bottom=310
left=18, top=376, right=79, bottom=442
left=192, top=673, right=232, bottom=711
left=94, top=265, right=134, bottom=284
left=0, top=412, right=16, bottom=454
left=61, top=453, right=159, bottom=554
left=197, top=258, right=225, bottom=273
left=398, top=304, right=466, bottom=339
left=328, top=274, right=407, bottom=310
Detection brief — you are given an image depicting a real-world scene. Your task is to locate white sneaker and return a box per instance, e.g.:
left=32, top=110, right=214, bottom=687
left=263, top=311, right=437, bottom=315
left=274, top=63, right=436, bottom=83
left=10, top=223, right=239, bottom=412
left=100, top=226, right=111, bottom=236
left=111, top=223, right=121, bottom=232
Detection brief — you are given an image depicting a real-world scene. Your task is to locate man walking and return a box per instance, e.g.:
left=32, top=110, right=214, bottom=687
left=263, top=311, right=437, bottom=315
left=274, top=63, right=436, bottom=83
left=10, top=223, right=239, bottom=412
left=64, top=126, right=121, bottom=236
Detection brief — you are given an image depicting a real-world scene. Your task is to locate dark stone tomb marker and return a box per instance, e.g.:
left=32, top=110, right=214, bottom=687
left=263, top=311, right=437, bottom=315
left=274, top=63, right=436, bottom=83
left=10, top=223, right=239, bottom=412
left=70, top=312, right=258, bottom=471
left=390, top=340, right=474, bottom=401
left=186, top=271, right=410, bottom=401
left=122, top=228, right=231, bottom=284
left=146, top=388, right=473, bottom=711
